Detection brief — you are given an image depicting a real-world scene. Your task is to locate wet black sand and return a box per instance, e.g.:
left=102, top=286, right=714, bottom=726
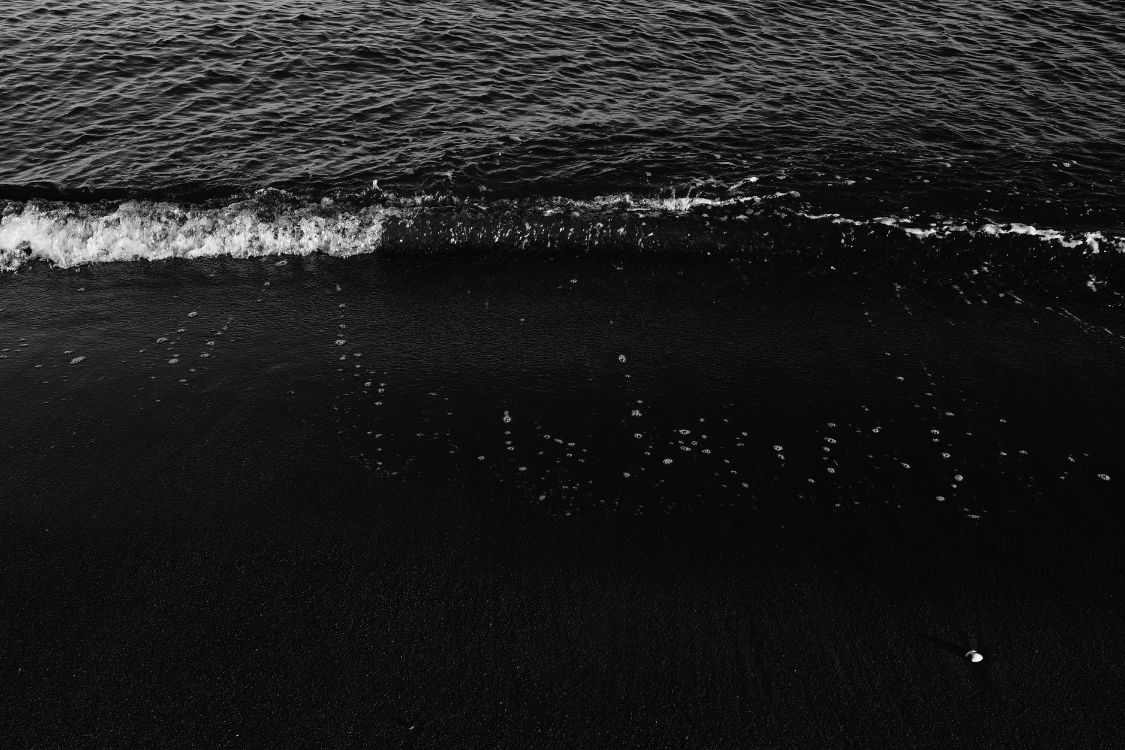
left=2, top=255, right=1124, bottom=747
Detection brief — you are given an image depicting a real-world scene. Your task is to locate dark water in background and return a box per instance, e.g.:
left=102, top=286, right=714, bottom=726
left=1, top=0, right=1124, bottom=272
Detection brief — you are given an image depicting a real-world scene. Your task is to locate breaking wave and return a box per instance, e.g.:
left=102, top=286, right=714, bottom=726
left=2, top=189, right=1123, bottom=293
left=0, top=195, right=387, bottom=270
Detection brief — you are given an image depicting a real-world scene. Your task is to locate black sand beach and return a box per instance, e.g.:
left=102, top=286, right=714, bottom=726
left=2, top=255, right=1123, bottom=747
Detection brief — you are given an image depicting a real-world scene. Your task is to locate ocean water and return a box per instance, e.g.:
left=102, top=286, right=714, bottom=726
left=2, top=0, right=1124, bottom=507
left=2, top=0, right=1124, bottom=274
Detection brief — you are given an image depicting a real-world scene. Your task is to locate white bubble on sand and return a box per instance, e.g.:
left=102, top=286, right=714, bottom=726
left=502, top=410, right=511, bottom=423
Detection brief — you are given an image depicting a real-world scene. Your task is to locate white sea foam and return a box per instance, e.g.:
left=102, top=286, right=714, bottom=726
left=1, top=199, right=388, bottom=270
left=838, top=213, right=1124, bottom=253
left=581, top=191, right=801, bottom=213
left=2, top=191, right=1122, bottom=271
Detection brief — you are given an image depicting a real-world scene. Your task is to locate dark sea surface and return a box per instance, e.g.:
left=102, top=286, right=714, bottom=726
left=2, top=0, right=1124, bottom=271
left=3, top=3, right=1125, bottom=747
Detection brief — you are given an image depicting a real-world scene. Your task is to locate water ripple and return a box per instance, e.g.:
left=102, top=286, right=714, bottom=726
left=1, top=0, right=1123, bottom=226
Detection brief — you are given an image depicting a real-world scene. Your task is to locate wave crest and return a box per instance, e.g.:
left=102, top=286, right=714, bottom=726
left=2, top=190, right=1122, bottom=278
left=0, top=197, right=388, bottom=270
